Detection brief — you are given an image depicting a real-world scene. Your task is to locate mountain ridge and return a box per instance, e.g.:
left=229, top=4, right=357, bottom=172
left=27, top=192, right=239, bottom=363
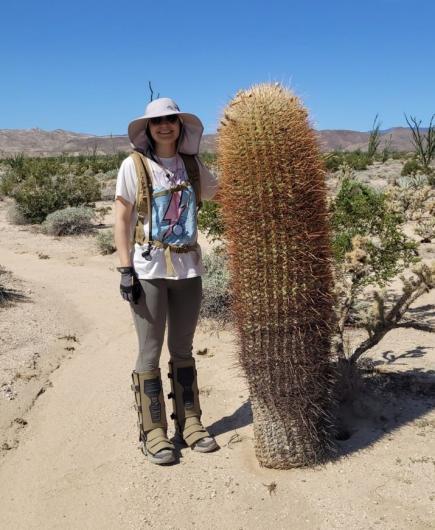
left=0, top=127, right=419, bottom=156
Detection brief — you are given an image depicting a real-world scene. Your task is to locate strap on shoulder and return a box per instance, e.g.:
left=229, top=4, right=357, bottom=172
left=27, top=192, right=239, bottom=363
left=130, top=151, right=153, bottom=245
left=130, top=151, right=153, bottom=213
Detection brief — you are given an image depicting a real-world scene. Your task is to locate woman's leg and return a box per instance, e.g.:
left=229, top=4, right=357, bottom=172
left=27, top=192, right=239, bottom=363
left=130, top=279, right=168, bottom=372
left=130, top=279, right=176, bottom=464
left=166, top=276, right=202, bottom=360
left=166, top=276, right=217, bottom=451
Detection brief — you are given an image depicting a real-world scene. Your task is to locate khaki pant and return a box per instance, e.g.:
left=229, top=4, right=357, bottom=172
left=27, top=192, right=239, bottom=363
left=130, top=277, right=202, bottom=372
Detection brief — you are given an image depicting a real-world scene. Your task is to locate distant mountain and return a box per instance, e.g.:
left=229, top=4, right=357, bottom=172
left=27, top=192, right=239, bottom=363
left=0, top=128, right=127, bottom=156
left=316, top=127, right=418, bottom=152
left=0, top=127, right=418, bottom=156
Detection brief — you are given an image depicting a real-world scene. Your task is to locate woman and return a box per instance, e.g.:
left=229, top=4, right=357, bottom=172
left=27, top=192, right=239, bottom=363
left=114, top=97, right=218, bottom=465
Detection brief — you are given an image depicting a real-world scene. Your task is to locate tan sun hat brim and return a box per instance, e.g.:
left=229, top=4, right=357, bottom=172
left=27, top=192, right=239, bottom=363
left=127, top=98, right=204, bottom=155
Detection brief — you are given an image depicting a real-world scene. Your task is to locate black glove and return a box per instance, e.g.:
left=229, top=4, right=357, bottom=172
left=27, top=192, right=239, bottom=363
left=117, top=266, right=141, bottom=304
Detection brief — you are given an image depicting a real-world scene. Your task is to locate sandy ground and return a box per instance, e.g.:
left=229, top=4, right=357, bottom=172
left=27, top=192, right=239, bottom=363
left=0, top=196, right=434, bottom=530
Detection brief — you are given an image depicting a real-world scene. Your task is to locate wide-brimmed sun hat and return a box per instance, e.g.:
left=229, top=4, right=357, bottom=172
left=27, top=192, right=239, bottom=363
left=128, top=97, right=204, bottom=155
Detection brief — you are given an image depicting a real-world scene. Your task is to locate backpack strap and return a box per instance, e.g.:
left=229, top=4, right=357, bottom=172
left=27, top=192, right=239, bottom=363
left=130, top=151, right=153, bottom=246
left=179, top=153, right=202, bottom=210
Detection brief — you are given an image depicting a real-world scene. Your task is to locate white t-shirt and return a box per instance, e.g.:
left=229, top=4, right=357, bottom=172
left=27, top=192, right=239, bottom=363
left=115, top=153, right=218, bottom=280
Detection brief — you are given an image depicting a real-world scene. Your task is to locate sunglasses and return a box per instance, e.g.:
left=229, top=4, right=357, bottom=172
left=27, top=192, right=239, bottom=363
left=149, top=114, right=179, bottom=125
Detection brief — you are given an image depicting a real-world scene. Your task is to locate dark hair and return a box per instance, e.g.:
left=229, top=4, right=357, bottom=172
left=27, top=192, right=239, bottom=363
left=145, top=123, right=155, bottom=150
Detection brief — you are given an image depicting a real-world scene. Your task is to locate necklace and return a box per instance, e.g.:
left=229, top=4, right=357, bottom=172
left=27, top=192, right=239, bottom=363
left=154, top=154, right=182, bottom=184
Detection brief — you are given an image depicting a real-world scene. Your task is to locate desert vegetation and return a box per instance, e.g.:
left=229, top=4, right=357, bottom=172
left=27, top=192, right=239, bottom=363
left=0, top=153, right=127, bottom=250
left=0, top=152, right=126, bottom=224
left=0, top=150, right=216, bottom=230
left=405, top=114, right=435, bottom=179
left=41, top=206, right=96, bottom=236
left=95, top=229, right=116, bottom=255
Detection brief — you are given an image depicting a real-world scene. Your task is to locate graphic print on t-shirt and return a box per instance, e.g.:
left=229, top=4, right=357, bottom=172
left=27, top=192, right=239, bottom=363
left=162, top=189, right=188, bottom=240
left=151, top=184, right=197, bottom=246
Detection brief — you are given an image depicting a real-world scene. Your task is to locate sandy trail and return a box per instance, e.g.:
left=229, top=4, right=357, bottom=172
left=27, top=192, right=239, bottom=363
left=0, top=199, right=434, bottom=529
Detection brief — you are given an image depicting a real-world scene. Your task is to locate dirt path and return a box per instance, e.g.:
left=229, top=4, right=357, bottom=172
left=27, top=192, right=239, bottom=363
left=0, top=199, right=434, bottom=529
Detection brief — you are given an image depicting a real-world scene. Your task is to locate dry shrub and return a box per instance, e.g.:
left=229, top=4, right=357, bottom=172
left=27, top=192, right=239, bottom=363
left=42, top=206, right=95, bottom=236
left=200, top=247, right=231, bottom=323
left=96, top=229, right=116, bottom=254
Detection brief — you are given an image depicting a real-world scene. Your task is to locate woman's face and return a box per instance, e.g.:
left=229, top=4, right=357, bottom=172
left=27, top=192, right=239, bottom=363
left=148, top=115, right=181, bottom=147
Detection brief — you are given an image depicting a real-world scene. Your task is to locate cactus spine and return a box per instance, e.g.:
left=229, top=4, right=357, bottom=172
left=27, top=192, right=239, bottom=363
left=218, top=84, right=335, bottom=468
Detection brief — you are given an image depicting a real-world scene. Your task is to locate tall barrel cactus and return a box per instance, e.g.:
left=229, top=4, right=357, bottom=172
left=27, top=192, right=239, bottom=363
left=218, top=84, right=336, bottom=468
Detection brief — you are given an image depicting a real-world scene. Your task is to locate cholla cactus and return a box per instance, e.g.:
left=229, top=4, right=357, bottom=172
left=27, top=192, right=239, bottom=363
left=415, top=218, right=435, bottom=242
left=332, top=235, right=372, bottom=359
left=350, top=261, right=435, bottom=362
left=218, top=84, right=336, bottom=468
left=386, top=184, right=435, bottom=221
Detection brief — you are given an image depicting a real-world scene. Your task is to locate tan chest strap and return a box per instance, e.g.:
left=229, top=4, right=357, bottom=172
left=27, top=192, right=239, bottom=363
left=130, top=151, right=153, bottom=246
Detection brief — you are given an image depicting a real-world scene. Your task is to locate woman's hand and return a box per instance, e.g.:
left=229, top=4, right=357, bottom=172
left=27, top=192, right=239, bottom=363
left=115, top=197, right=141, bottom=302
left=117, top=266, right=141, bottom=303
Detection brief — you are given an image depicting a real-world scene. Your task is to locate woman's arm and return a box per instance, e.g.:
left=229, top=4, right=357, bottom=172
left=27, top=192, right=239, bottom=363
left=114, top=196, right=134, bottom=267
left=196, top=156, right=218, bottom=201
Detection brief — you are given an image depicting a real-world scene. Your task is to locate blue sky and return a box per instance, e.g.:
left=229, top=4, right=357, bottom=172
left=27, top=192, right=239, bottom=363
left=1, top=0, right=434, bottom=135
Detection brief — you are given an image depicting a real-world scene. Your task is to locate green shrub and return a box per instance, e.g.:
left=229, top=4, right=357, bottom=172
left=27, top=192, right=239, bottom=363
left=87, top=152, right=127, bottom=174
left=1, top=156, right=63, bottom=194
left=0, top=162, right=38, bottom=196
left=198, top=200, right=224, bottom=242
left=323, top=153, right=343, bottom=172
left=0, top=170, right=18, bottom=197
left=5, top=153, right=26, bottom=176
left=41, top=206, right=96, bottom=236
left=330, top=176, right=418, bottom=286
left=391, top=151, right=411, bottom=160
left=346, top=151, right=372, bottom=170
left=1, top=153, right=120, bottom=223
left=96, top=229, right=116, bottom=254
left=401, top=158, right=422, bottom=176
left=0, top=153, right=134, bottom=224
left=11, top=173, right=101, bottom=223
left=324, top=150, right=373, bottom=172
left=200, top=247, right=231, bottom=322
